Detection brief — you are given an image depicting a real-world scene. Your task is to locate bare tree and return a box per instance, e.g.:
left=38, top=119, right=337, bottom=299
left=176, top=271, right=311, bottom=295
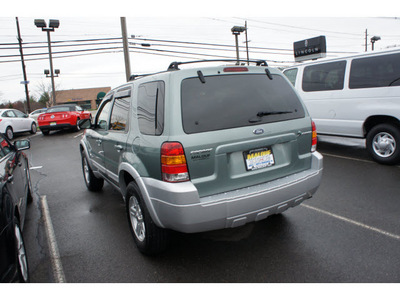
left=34, top=80, right=62, bottom=107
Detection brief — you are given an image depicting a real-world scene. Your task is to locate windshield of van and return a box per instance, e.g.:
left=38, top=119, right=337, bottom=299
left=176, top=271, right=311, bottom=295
left=181, top=74, right=305, bottom=134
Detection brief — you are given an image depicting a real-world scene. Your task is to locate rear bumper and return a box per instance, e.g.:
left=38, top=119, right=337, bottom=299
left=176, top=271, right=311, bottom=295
left=39, top=123, right=76, bottom=131
left=142, top=152, right=323, bottom=233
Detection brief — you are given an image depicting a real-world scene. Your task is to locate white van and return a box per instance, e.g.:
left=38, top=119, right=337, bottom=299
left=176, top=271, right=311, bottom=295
left=283, top=48, right=400, bottom=165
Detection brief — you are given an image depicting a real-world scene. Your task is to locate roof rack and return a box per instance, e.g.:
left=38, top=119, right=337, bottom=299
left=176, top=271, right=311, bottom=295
left=167, top=59, right=268, bottom=71
left=129, top=59, right=268, bottom=81
left=129, top=70, right=168, bottom=81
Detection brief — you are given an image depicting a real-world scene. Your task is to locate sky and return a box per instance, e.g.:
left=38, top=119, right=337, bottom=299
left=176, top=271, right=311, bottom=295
left=1, top=1, right=399, bottom=105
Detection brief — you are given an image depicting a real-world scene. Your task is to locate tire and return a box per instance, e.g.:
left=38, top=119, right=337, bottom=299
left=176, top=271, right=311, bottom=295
left=126, top=182, right=168, bottom=255
left=75, top=118, right=81, bottom=131
left=81, top=152, right=104, bottom=191
left=26, top=167, right=33, bottom=204
left=41, top=130, right=49, bottom=136
left=366, top=123, right=400, bottom=165
left=6, top=126, right=13, bottom=140
left=13, top=218, right=29, bottom=283
left=30, top=122, right=37, bottom=134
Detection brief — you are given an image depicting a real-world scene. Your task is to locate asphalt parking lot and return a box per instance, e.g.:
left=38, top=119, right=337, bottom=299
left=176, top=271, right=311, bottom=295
left=18, top=130, right=400, bottom=283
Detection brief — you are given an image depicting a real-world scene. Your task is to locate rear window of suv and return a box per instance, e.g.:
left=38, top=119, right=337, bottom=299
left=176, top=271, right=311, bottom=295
left=181, top=74, right=305, bottom=134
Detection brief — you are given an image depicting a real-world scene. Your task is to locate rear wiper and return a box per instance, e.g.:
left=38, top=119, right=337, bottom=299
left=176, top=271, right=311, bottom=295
left=257, top=111, right=293, bottom=117
left=249, top=111, right=293, bottom=123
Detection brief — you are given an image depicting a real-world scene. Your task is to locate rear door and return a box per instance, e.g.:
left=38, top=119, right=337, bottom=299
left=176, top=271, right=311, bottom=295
left=85, top=95, right=113, bottom=175
left=13, top=110, right=31, bottom=132
left=4, top=110, right=21, bottom=132
left=180, top=69, right=313, bottom=197
left=102, top=87, right=132, bottom=185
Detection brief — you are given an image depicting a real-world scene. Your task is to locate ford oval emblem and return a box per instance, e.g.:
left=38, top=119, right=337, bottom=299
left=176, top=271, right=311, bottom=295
left=253, top=128, right=264, bottom=135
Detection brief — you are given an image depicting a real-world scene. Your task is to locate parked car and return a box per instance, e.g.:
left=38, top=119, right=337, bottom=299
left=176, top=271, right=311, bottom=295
left=0, top=134, right=32, bottom=282
left=283, top=48, right=400, bottom=165
left=0, top=109, right=37, bottom=140
left=28, top=108, right=47, bottom=123
left=79, top=59, right=323, bottom=255
left=37, top=104, right=92, bottom=135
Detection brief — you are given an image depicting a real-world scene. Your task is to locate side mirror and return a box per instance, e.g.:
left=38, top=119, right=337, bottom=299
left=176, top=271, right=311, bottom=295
left=14, top=139, right=30, bottom=151
left=79, top=118, right=92, bottom=129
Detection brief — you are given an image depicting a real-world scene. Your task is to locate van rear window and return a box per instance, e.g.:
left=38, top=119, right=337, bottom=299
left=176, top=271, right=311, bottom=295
left=349, top=53, right=400, bottom=89
left=181, top=74, right=305, bottom=134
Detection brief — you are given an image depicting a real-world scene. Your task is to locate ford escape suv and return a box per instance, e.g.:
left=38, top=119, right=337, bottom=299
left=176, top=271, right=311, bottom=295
left=79, top=60, right=323, bottom=255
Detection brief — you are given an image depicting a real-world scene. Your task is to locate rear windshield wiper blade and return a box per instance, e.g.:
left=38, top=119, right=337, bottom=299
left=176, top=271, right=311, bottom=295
left=257, top=111, right=293, bottom=117
left=249, top=111, right=293, bottom=123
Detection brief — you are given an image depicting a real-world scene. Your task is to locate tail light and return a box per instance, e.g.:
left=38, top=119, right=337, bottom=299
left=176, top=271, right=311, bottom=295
left=311, top=120, right=317, bottom=152
left=161, top=142, right=189, bottom=182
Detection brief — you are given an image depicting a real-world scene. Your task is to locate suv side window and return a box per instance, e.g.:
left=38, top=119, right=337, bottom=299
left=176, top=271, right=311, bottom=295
left=302, top=61, right=346, bottom=92
left=137, top=81, right=165, bottom=136
left=97, top=98, right=113, bottom=130
left=349, top=52, right=400, bottom=89
left=110, top=95, right=131, bottom=132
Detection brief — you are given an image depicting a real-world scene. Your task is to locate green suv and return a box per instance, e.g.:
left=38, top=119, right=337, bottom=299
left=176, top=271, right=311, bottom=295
left=79, top=60, right=323, bottom=254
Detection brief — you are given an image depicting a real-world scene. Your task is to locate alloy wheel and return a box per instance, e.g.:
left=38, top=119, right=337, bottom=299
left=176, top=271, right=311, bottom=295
left=129, top=196, right=146, bottom=242
left=14, top=223, right=28, bottom=282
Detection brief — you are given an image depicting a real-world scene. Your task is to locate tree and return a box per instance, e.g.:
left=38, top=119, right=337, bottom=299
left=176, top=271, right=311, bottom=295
left=39, top=91, right=50, bottom=106
left=34, top=81, right=60, bottom=108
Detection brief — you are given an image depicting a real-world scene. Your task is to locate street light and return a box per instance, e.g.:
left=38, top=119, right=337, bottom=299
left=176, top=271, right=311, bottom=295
left=371, top=36, right=381, bottom=51
left=34, top=19, right=60, bottom=107
left=231, top=26, right=246, bottom=65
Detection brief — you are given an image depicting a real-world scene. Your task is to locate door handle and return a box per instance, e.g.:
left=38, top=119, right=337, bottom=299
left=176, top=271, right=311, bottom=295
left=114, top=145, right=124, bottom=152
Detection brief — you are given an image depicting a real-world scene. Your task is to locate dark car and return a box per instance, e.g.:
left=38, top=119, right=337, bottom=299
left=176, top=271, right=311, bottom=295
left=0, top=134, right=32, bottom=282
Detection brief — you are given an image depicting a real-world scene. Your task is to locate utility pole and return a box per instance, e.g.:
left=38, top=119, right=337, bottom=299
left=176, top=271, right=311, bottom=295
left=16, top=17, right=31, bottom=113
left=245, top=21, right=249, bottom=65
left=121, top=17, right=131, bottom=82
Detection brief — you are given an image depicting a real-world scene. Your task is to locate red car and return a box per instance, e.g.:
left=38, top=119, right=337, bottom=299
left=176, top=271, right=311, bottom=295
left=38, top=104, right=92, bottom=135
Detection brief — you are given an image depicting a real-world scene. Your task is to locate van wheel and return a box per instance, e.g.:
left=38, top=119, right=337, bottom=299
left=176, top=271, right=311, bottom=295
left=126, top=182, right=168, bottom=255
left=366, top=124, right=400, bottom=165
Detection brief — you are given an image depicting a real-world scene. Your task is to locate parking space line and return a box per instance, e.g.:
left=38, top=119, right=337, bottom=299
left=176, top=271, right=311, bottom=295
left=29, top=166, right=43, bottom=170
left=301, top=204, right=400, bottom=241
left=74, top=133, right=83, bottom=138
left=40, top=195, right=67, bottom=283
left=321, top=153, right=374, bottom=164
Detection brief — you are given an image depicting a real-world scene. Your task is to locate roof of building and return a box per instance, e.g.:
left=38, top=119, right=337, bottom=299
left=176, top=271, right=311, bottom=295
left=55, top=87, right=111, bottom=103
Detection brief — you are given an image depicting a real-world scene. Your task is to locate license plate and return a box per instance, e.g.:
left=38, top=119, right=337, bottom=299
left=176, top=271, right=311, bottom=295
left=244, top=147, right=275, bottom=171
left=50, top=122, right=57, bottom=126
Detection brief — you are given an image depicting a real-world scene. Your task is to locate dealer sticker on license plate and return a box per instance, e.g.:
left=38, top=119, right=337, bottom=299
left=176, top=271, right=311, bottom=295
left=244, top=147, right=275, bottom=171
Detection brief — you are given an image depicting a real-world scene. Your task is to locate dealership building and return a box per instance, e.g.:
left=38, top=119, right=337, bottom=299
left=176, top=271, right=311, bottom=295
left=54, top=87, right=111, bottom=110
